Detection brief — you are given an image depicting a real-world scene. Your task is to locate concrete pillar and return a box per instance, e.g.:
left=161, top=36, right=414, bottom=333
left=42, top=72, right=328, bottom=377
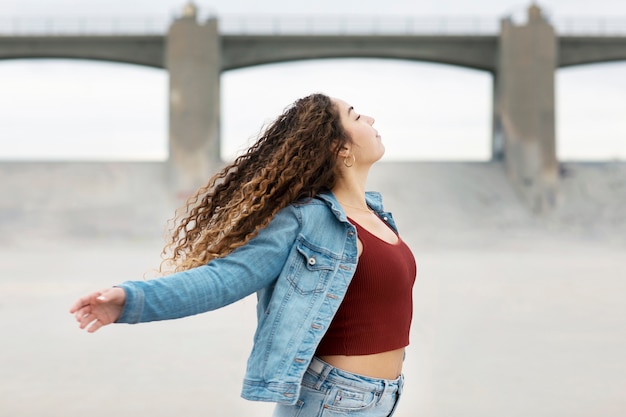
left=492, top=72, right=504, bottom=160
left=166, top=5, right=221, bottom=197
left=494, top=5, right=559, bottom=213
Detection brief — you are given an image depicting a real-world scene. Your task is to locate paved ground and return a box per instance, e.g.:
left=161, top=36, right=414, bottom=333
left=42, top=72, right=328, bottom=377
left=1, top=235, right=624, bottom=417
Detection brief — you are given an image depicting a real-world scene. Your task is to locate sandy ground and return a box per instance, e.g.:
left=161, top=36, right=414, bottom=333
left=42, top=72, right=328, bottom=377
left=1, top=235, right=624, bottom=417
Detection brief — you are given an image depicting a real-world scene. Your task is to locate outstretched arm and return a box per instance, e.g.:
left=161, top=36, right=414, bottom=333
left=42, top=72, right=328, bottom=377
left=69, top=287, right=126, bottom=333
left=69, top=204, right=301, bottom=329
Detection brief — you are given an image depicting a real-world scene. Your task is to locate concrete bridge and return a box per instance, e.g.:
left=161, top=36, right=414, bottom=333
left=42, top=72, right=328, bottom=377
left=1, top=4, right=626, bottom=212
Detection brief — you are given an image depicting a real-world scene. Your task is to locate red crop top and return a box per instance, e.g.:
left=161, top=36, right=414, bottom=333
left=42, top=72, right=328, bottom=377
left=315, top=218, right=417, bottom=356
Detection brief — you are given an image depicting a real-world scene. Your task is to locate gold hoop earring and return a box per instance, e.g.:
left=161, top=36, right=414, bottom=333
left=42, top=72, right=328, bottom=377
left=343, top=154, right=355, bottom=168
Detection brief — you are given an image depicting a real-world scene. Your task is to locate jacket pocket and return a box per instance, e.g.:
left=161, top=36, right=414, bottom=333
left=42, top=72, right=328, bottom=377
left=287, top=237, right=338, bottom=295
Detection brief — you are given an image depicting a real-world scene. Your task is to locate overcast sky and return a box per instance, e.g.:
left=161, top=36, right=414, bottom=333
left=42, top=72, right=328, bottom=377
left=0, top=0, right=625, bottom=161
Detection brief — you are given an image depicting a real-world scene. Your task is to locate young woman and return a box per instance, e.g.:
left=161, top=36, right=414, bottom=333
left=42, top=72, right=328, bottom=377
left=70, top=93, right=416, bottom=417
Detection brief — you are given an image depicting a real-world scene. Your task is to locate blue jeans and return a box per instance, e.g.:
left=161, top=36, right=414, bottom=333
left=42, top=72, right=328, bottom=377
left=273, top=357, right=404, bottom=417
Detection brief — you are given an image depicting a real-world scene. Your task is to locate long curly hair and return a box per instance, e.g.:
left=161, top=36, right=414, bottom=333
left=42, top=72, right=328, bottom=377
left=160, top=93, right=351, bottom=273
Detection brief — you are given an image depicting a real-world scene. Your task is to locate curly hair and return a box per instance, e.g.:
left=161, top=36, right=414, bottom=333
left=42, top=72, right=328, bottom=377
left=160, top=93, right=351, bottom=273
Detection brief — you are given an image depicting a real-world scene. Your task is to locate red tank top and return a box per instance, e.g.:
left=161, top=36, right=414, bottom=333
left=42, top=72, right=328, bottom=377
left=315, top=218, right=417, bottom=355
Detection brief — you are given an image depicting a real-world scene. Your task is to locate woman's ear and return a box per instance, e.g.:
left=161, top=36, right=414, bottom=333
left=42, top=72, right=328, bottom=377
left=337, top=145, right=351, bottom=158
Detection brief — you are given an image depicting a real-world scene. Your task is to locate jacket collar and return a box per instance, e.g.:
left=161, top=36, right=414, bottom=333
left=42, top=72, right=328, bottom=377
left=316, top=190, right=385, bottom=221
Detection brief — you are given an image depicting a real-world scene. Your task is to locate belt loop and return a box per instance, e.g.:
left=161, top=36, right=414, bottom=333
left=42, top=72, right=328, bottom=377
left=318, top=362, right=332, bottom=390
left=309, top=357, right=332, bottom=390
left=376, top=380, right=389, bottom=406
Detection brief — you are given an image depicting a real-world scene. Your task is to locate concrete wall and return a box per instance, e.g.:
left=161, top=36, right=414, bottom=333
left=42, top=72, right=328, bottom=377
left=0, top=162, right=174, bottom=241
left=2, top=160, right=625, bottom=244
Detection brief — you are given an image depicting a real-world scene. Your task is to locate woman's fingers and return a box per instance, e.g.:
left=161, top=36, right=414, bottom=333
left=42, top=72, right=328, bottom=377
left=70, top=292, right=103, bottom=329
left=69, top=291, right=101, bottom=314
left=70, top=288, right=125, bottom=333
left=78, top=313, right=95, bottom=329
left=74, top=305, right=90, bottom=323
left=86, top=318, right=105, bottom=333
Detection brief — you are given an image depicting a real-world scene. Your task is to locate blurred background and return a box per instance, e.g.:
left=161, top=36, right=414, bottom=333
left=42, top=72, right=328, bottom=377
left=0, top=1, right=625, bottom=416
left=1, top=0, right=626, bottom=162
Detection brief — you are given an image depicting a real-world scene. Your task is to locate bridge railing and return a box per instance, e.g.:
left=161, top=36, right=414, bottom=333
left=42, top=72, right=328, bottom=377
left=217, top=15, right=499, bottom=35
left=0, top=17, right=170, bottom=35
left=0, top=15, right=625, bottom=36
left=554, top=18, right=626, bottom=36
left=0, top=15, right=500, bottom=36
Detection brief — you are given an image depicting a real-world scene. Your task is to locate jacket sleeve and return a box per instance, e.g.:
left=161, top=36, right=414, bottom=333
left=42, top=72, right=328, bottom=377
left=116, top=205, right=301, bottom=324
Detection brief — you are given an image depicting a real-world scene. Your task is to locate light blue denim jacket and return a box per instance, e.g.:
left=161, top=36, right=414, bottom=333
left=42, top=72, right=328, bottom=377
left=116, top=191, right=397, bottom=405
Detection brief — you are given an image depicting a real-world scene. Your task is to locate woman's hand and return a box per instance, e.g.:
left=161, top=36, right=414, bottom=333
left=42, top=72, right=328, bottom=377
left=69, top=287, right=126, bottom=333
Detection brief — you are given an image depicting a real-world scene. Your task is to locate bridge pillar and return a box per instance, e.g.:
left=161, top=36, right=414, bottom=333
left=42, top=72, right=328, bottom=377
left=494, top=5, right=559, bottom=213
left=166, top=6, right=221, bottom=198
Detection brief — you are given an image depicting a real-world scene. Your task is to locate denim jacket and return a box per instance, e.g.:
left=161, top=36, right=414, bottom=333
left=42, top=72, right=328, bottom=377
left=116, top=191, right=397, bottom=405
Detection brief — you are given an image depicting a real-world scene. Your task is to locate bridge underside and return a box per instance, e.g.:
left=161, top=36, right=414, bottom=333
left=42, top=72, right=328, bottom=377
left=221, top=35, right=498, bottom=72
left=3, top=34, right=626, bottom=73
left=559, top=36, right=626, bottom=67
left=0, top=36, right=165, bottom=68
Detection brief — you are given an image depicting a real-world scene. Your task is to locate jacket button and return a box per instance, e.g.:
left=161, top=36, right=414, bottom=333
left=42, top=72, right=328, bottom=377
left=347, top=231, right=354, bottom=237
left=383, top=216, right=388, bottom=221
left=308, top=257, right=316, bottom=266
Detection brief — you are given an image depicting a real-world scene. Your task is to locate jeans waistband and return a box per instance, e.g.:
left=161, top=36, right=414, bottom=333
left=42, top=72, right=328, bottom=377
left=307, top=356, right=404, bottom=396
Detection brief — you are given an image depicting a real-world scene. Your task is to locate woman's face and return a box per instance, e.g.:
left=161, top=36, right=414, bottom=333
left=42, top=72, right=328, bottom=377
left=332, top=98, right=385, bottom=166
